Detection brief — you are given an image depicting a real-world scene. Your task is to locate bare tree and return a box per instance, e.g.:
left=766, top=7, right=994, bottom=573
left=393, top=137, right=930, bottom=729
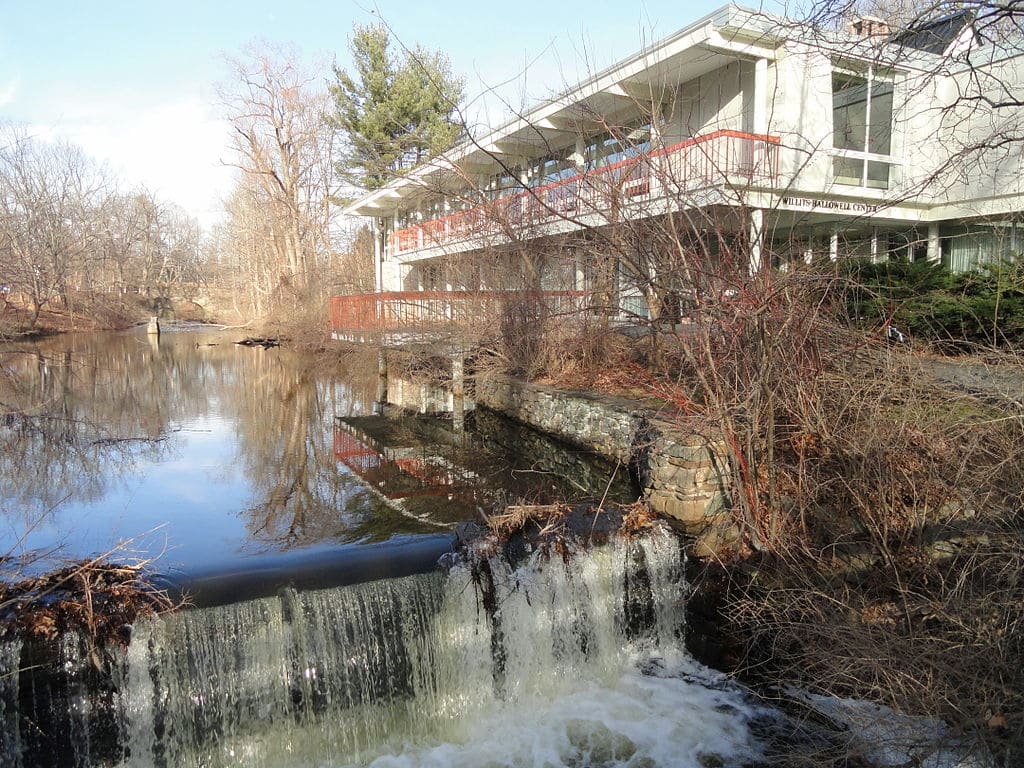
left=218, top=42, right=337, bottom=313
left=0, top=126, right=109, bottom=326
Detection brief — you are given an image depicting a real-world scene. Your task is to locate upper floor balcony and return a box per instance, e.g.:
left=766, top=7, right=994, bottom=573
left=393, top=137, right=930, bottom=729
left=388, top=129, right=780, bottom=259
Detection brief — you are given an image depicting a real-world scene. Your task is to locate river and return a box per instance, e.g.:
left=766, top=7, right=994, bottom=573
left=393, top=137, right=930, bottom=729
left=0, top=325, right=633, bottom=601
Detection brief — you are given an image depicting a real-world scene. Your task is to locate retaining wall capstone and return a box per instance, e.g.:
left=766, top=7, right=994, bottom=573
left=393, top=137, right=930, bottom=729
left=474, top=375, right=731, bottom=528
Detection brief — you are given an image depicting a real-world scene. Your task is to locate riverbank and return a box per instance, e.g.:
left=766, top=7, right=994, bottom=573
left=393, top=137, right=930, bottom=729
left=447, top=347, right=1024, bottom=762
left=0, top=292, right=218, bottom=340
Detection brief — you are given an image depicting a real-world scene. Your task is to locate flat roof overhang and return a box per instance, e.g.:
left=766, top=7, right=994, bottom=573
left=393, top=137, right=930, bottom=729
left=344, top=5, right=785, bottom=218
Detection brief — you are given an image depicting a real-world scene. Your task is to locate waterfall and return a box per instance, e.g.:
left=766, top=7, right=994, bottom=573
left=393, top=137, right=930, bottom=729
left=5, top=528, right=775, bottom=767
left=0, top=638, right=21, bottom=764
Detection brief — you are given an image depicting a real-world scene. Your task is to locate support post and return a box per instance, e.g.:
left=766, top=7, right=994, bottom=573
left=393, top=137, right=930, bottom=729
left=373, top=217, right=384, bottom=293
left=451, top=354, right=465, bottom=432
left=927, top=223, right=941, bottom=263
left=748, top=208, right=765, bottom=274
left=376, top=350, right=388, bottom=414
left=753, top=58, right=769, bottom=136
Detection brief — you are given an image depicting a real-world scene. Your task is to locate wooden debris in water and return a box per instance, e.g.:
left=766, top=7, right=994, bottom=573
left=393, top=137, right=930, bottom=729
left=483, top=504, right=571, bottom=537
left=235, top=337, right=281, bottom=348
left=0, top=559, right=179, bottom=648
left=618, top=500, right=659, bottom=535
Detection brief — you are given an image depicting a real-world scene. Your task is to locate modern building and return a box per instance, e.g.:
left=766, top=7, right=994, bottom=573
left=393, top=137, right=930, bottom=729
left=335, top=4, right=1024, bottom=332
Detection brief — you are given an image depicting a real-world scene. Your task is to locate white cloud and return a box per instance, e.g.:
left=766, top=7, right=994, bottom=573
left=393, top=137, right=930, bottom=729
left=41, top=94, right=234, bottom=230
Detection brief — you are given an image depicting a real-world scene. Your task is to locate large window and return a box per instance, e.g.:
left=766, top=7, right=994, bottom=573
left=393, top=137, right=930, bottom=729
left=832, top=69, right=894, bottom=189
left=941, top=222, right=1023, bottom=272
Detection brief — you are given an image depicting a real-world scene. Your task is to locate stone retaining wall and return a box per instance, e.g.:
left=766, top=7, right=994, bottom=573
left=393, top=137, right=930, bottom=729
left=474, top=375, right=730, bottom=528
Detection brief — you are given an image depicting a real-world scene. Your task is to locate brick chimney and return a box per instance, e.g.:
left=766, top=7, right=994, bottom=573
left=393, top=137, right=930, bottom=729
left=846, top=15, right=891, bottom=38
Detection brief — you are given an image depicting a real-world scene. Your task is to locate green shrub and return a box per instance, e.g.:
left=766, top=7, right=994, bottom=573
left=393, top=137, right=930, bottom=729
left=835, top=255, right=1024, bottom=349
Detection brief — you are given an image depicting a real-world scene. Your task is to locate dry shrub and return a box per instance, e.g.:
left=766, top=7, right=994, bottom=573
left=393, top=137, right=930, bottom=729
left=528, top=323, right=642, bottom=392
left=636, top=258, right=1024, bottom=758
left=721, top=516, right=1024, bottom=763
left=260, top=290, right=333, bottom=350
left=770, top=357, right=1020, bottom=558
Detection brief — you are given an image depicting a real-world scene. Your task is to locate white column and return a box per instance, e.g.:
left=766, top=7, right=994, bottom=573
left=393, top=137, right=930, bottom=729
left=451, top=355, right=465, bottom=432
left=829, top=230, right=840, bottom=261
left=870, top=227, right=880, bottom=263
left=753, top=58, right=769, bottom=135
left=927, top=223, right=941, bottom=263
left=749, top=208, right=765, bottom=274
left=373, top=217, right=384, bottom=293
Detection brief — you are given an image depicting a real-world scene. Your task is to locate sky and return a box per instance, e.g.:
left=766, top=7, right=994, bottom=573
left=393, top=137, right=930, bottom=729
left=0, top=0, right=781, bottom=230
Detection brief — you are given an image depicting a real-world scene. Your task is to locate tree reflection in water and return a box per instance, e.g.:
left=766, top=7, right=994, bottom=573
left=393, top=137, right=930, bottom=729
left=0, top=329, right=633, bottom=578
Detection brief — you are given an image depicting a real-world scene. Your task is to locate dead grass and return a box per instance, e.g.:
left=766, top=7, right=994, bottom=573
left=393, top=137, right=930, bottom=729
left=717, top=515, right=1024, bottom=763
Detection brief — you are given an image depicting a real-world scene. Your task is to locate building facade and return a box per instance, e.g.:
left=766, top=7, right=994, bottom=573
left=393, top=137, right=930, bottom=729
left=338, top=5, right=1024, bottom=328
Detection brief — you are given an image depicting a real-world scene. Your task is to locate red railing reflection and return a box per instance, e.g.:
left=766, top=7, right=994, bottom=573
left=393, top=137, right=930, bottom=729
left=333, top=424, right=470, bottom=499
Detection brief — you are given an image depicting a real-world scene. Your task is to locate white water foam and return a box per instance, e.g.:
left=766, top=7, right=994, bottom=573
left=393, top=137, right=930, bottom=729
left=113, top=528, right=772, bottom=767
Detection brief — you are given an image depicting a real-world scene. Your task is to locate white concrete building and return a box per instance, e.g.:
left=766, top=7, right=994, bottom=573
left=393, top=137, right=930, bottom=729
left=338, top=5, right=1024, bottom=328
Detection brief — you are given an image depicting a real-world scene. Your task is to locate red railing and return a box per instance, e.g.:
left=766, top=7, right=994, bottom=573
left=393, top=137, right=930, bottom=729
left=389, top=129, right=780, bottom=256
left=329, top=290, right=587, bottom=333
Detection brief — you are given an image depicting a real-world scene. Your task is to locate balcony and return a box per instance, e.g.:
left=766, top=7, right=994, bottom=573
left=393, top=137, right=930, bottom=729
left=389, top=129, right=780, bottom=258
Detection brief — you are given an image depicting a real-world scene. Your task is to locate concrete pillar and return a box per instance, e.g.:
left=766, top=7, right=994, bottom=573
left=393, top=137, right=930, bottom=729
left=870, top=228, right=880, bottom=263
left=373, top=217, right=384, bottom=293
left=927, top=223, right=941, bottom=263
left=451, top=354, right=465, bottom=432
left=748, top=208, right=765, bottom=274
left=829, top=231, right=840, bottom=262
left=753, top=58, right=769, bottom=135
left=376, top=351, right=388, bottom=412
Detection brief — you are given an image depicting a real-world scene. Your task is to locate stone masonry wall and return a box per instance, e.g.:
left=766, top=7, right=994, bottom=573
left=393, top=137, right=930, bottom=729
left=475, top=375, right=730, bottom=528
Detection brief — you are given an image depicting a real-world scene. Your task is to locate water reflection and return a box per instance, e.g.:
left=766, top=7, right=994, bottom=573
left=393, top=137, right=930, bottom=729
left=334, top=406, right=635, bottom=525
left=0, top=328, right=634, bottom=585
left=0, top=328, right=386, bottom=576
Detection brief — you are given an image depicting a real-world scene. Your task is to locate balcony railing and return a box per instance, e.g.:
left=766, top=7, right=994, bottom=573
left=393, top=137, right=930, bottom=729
left=390, top=129, right=780, bottom=256
left=329, top=290, right=587, bottom=334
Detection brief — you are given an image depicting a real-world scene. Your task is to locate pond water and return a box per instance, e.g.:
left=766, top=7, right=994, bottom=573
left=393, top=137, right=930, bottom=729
left=0, top=326, right=634, bottom=598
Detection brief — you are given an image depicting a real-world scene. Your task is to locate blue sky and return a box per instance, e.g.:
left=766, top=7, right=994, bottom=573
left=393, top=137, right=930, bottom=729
left=0, top=0, right=780, bottom=227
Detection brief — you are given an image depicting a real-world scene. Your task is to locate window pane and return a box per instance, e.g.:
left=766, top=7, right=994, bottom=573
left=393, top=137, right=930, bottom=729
left=833, top=73, right=868, bottom=151
left=868, top=81, right=893, bottom=155
left=833, top=156, right=864, bottom=185
left=866, top=160, right=891, bottom=189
